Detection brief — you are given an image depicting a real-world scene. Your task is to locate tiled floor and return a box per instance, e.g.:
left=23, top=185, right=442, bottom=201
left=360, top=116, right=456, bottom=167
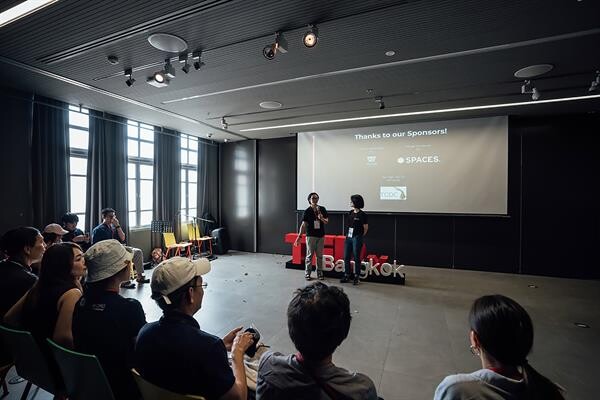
left=5, top=251, right=600, bottom=399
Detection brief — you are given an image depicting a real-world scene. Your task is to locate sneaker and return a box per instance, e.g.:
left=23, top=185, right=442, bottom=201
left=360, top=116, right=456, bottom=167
left=317, top=271, right=324, bottom=280
left=120, top=281, right=136, bottom=289
left=353, top=275, right=360, bottom=285
left=137, top=277, right=150, bottom=284
left=305, top=273, right=312, bottom=281
left=339, top=275, right=349, bottom=283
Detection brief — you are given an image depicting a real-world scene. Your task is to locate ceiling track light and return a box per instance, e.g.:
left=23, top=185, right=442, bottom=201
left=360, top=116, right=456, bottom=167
left=221, top=117, right=228, bottom=130
left=163, top=59, right=176, bottom=79
left=147, top=70, right=169, bottom=88
left=302, top=24, right=319, bottom=48
left=531, top=87, right=541, bottom=101
left=179, top=52, right=190, bottom=74
left=192, top=50, right=205, bottom=70
left=263, top=32, right=288, bottom=60
left=589, top=70, right=600, bottom=92
left=521, top=79, right=533, bottom=94
left=124, top=68, right=135, bottom=87
left=375, top=96, right=385, bottom=110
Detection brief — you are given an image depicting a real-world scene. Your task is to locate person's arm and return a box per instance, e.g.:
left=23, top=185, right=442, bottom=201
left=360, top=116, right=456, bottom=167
left=318, top=207, right=329, bottom=224
left=363, top=224, right=369, bottom=236
left=113, top=217, right=126, bottom=242
left=3, top=290, right=30, bottom=326
left=294, top=222, right=307, bottom=246
left=222, top=326, right=243, bottom=351
left=52, top=288, right=82, bottom=349
left=219, top=331, right=254, bottom=400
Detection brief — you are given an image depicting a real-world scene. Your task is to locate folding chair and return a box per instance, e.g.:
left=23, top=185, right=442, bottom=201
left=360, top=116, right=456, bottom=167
left=47, top=339, right=116, bottom=400
left=132, top=369, right=205, bottom=400
left=163, top=232, right=192, bottom=258
left=0, top=324, right=56, bottom=400
left=186, top=223, right=213, bottom=257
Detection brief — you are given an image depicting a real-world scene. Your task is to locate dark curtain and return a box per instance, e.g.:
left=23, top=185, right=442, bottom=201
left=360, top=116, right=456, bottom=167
left=198, top=141, right=219, bottom=235
left=152, top=127, right=181, bottom=247
left=85, top=110, right=129, bottom=239
left=30, top=96, right=69, bottom=229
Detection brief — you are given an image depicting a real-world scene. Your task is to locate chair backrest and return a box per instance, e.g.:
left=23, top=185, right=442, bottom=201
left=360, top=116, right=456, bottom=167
left=163, top=232, right=177, bottom=247
left=47, top=339, right=115, bottom=400
left=132, top=369, right=205, bottom=400
left=0, top=324, right=55, bottom=394
left=187, top=223, right=201, bottom=240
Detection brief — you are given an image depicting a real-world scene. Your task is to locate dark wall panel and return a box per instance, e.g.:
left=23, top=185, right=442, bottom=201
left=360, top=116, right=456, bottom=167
left=395, top=215, right=453, bottom=267
left=0, top=88, right=34, bottom=234
left=518, top=115, right=600, bottom=278
left=220, top=140, right=256, bottom=252
left=257, top=137, right=296, bottom=254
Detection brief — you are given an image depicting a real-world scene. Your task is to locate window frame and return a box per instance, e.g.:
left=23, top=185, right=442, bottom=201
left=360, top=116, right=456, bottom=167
left=127, top=120, right=154, bottom=228
left=68, top=105, right=89, bottom=230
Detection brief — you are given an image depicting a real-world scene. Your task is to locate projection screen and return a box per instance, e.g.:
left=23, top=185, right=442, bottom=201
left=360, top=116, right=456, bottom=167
left=297, top=116, right=508, bottom=214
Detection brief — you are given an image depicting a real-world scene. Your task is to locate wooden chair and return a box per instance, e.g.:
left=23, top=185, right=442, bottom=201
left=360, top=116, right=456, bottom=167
left=0, top=324, right=56, bottom=400
left=186, top=223, right=213, bottom=256
left=163, top=232, right=192, bottom=258
left=47, top=339, right=116, bottom=400
left=132, top=369, right=205, bottom=400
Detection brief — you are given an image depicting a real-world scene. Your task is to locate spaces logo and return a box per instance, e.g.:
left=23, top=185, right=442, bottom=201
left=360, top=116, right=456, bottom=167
left=397, top=155, right=440, bottom=164
left=380, top=186, right=407, bottom=200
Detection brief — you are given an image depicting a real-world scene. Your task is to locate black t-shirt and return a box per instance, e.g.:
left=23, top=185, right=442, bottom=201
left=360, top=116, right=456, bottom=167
left=0, top=259, right=37, bottom=316
left=346, top=210, right=368, bottom=237
left=302, top=206, right=329, bottom=238
left=73, top=289, right=146, bottom=400
left=135, top=311, right=235, bottom=400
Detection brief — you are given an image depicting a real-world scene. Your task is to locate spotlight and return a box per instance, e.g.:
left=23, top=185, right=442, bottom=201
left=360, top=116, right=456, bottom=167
left=192, top=50, right=205, bottom=70
left=531, top=87, right=541, bottom=101
left=589, top=71, right=599, bottom=92
left=147, top=70, right=169, bottom=88
left=263, top=32, right=288, bottom=60
left=207, top=133, right=213, bottom=138
left=124, top=68, right=135, bottom=87
left=302, top=25, right=318, bottom=48
left=521, top=80, right=533, bottom=94
left=107, top=55, right=119, bottom=65
left=221, top=117, right=228, bottom=130
left=375, top=96, right=385, bottom=110
left=224, top=138, right=230, bottom=143
left=164, top=59, right=176, bottom=79
left=179, top=52, right=191, bottom=74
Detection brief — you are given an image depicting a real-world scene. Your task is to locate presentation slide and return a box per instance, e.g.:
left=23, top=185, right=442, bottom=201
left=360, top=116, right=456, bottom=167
left=297, top=116, right=508, bottom=214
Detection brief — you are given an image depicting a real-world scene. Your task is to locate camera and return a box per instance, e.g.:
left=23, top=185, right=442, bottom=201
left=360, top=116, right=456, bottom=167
left=244, top=327, right=261, bottom=357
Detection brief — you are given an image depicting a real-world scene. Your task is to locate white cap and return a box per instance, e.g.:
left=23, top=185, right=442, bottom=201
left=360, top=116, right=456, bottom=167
left=151, top=257, right=211, bottom=304
left=84, top=239, right=133, bottom=282
left=44, top=223, right=68, bottom=235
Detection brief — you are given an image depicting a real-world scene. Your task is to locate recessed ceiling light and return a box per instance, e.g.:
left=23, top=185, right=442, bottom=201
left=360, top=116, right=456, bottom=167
left=259, top=101, right=283, bottom=109
left=385, top=50, right=396, bottom=57
left=148, top=33, right=188, bottom=53
left=514, top=64, right=553, bottom=79
left=0, top=0, right=59, bottom=28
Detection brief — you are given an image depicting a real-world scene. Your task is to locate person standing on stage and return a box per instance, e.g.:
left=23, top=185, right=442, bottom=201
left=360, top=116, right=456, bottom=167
left=340, top=194, right=368, bottom=286
left=294, top=192, right=329, bottom=281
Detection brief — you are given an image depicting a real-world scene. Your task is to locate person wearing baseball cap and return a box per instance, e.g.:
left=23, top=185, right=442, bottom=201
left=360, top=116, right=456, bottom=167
left=72, top=239, right=146, bottom=400
left=42, top=223, right=69, bottom=247
left=135, top=257, right=255, bottom=400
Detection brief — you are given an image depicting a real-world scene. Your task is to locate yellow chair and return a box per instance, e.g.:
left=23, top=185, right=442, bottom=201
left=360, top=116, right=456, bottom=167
left=186, top=224, right=213, bottom=256
left=162, top=232, right=191, bottom=259
left=132, top=369, right=205, bottom=400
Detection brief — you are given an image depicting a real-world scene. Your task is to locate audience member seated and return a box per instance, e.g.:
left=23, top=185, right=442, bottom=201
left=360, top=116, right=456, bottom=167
left=434, top=294, right=565, bottom=400
left=4, top=242, right=85, bottom=349
left=61, top=212, right=90, bottom=251
left=42, top=223, right=68, bottom=247
left=135, top=257, right=255, bottom=400
left=256, top=282, right=378, bottom=400
left=0, top=226, right=45, bottom=366
left=72, top=239, right=146, bottom=400
left=92, top=207, right=147, bottom=289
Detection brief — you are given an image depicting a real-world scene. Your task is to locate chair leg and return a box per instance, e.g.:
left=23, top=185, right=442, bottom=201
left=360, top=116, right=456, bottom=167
left=19, top=381, right=31, bottom=400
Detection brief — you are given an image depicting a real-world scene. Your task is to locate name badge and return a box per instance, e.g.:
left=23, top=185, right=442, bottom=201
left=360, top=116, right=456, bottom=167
left=314, top=220, right=320, bottom=230
left=347, top=227, right=354, bottom=238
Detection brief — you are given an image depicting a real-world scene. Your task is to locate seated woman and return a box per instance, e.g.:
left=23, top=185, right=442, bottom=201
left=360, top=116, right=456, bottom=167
left=257, top=282, right=378, bottom=399
left=4, top=242, right=85, bottom=349
left=434, top=294, right=565, bottom=400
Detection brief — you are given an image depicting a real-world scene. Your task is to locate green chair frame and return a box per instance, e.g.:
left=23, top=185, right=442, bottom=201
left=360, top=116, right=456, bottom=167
left=132, top=368, right=206, bottom=400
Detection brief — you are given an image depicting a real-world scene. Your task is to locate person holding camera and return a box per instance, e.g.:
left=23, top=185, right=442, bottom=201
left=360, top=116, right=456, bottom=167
left=294, top=192, right=329, bottom=281
left=61, top=212, right=91, bottom=251
left=135, top=257, right=255, bottom=400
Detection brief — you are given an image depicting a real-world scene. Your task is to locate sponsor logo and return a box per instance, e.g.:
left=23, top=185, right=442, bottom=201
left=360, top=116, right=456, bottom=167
left=380, top=186, right=407, bottom=200
left=398, top=155, right=440, bottom=164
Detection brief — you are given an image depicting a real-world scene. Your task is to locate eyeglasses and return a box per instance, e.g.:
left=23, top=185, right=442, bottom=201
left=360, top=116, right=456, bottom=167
left=310, top=196, right=319, bottom=200
left=192, top=281, right=208, bottom=289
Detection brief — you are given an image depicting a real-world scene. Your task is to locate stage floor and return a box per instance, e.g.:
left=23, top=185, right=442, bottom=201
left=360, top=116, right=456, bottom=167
left=6, top=251, right=599, bottom=400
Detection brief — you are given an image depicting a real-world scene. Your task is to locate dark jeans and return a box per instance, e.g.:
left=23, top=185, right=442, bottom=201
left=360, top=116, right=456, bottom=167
left=343, top=235, right=363, bottom=277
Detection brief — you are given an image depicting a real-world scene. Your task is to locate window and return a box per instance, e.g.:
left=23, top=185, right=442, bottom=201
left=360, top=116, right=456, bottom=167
left=68, top=105, right=89, bottom=230
left=127, top=121, right=154, bottom=227
left=180, top=133, right=198, bottom=223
